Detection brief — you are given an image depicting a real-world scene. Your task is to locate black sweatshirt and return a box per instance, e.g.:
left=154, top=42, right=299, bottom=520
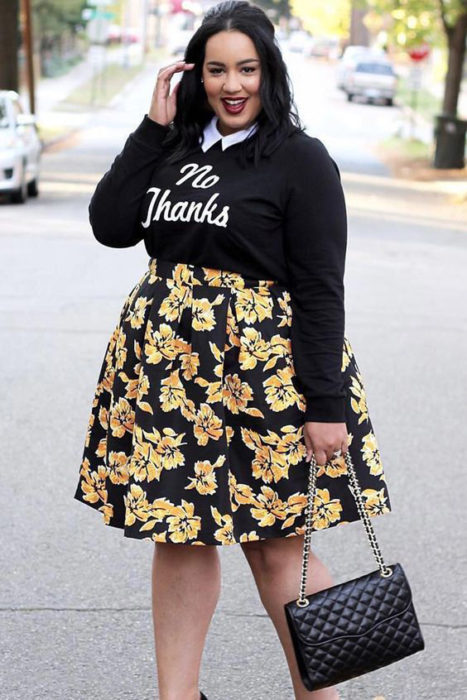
left=89, top=115, right=348, bottom=423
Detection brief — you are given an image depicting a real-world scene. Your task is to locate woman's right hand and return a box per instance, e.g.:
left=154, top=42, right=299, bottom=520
left=148, top=60, right=195, bottom=127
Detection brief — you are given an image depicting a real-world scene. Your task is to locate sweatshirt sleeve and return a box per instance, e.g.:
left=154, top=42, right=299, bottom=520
left=89, top=115, right=171, bottom=248
left=283, top=135, right=347, bottom=423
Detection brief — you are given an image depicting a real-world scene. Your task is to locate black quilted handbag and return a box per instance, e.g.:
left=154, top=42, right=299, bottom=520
left=284, top=451, right=425, bottom=691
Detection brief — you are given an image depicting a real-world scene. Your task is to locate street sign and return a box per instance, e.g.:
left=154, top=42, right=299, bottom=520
left=408, top=45, right=430, bottom=62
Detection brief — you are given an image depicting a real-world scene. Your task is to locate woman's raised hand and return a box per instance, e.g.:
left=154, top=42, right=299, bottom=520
left=148, top=60, right=195, bottom=127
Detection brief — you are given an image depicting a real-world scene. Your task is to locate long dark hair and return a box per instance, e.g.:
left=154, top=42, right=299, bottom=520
left=163, top=0, right=303, bottom=167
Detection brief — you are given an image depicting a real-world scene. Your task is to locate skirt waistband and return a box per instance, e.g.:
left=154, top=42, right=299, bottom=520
left=148, top=256, right=282, bottom=291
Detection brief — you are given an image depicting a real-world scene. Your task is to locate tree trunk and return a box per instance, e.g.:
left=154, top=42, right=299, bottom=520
left=442, top=11, right=467, bottom=117
left=0, top=0, right=20, bottom=91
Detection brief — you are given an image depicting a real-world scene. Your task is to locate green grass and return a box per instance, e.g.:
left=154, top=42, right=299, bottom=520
left=380, top=135, right=432, bottom=159
left=60, top=62, right=143, bottom=108
left=396, top=76, right=442, bottom=122
left=381, top=136, right=432, bottom=158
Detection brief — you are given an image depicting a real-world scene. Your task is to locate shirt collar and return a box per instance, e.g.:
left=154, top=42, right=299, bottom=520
left=199, top=114, right=258, bottom=152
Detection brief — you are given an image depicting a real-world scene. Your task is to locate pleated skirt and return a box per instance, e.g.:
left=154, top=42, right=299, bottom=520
left=74, top=256, right=391, bottom=545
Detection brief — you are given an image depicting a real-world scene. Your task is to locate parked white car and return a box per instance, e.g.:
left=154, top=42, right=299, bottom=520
left=342, top=60, right=398, bottom=106
left=0, top=90, right=41, bottom=203
left=336, top=45, right=387, bottom=89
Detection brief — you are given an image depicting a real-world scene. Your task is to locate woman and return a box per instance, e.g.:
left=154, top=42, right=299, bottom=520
left=74, top=2, right=392, bottom=698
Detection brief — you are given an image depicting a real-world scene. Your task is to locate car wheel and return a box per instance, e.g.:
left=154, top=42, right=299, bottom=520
left=27, top=178, right=39, bottom=197
left=347, top=93, right=353, bottom=102
left=386, top=97, right=394, bottom=107
left=11, top=169, right=28, bottom=204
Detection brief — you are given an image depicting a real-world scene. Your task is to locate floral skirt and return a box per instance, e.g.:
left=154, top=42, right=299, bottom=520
left=74, top=256, right=391, bottom=545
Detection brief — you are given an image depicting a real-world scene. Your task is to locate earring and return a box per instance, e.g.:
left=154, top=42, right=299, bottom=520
left=200, top=78, right=204, bottom=83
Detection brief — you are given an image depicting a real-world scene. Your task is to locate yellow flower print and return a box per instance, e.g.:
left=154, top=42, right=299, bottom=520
left=234, top=286, right=274, bottom=324
left=275, top=425, right=307, bottom=466
left=341, top=337, right=354, bottom=372
left=226, top=425, right=234, bottom=445
left=192, top=294, right=225, bottom=331
left=151, top=532, right=168, bottom=542
left=118, top=371, right=139, bottom=400
left=349, top=372, right=369, bottom=424
left=211, top=506, right=235, bottom=544
left=80, top=464, right=109, bottom=505
left=99, top=362, right=115, bottom=395
left=281, top=493, right=308, bottom=529
left=185, top=455, right=226, bottom=495
left=277, top=293, right=292, bottom=328
left=115, top=328, right=127, bottom=370
left=179, top=350, right=200, bottom=381
left=85, top=412, right=95, bottom=448
left=264, top=335, right=290, bottom=371
left=98, top=406, right=108, bottom=431
left=124, top=484, right=150, bottom=526
left=144, top=321, right=186, bottom=366
left=144, top=426, right=187, bottom=472
left=239, top=531, right=260, bottom=542
left=238, top=327, right=270, bottom=370
left=251, top=445, right=289, bottom=483
left=223, top=373, right=263, bottom=417
left=316, top=455, right=348, bottom=479
left=193, top=403, right=223, bottom=445
left=159, top=282, right=191, bottom=323
left=99, top=503, right=114, bottom=525
left=311, top=489, right=343, bottom=529
left=128, top=426, right=162, bottom=483
left=96, top=437, right=107, bottom=458
left=124, top=296, right=151, bottom=329
left=79, top=456, right=91, bottom=475
left=159, top=369, right=188, bottom=412
left=250, top=486, right=289, bottom=527
left=263, top=365, right=299, bottom=412
left=359, top=487, right=390, bottom=516
left=139, top=496, right=176, bottom=532
left=166, top=500, right=202, bottom=543
left=148, top=258, right=159, bottom=283
left=361, top=432, right=383, bottom=476
left=109, top=397, right=135, bottom=438
left=202, top=267, right=245, bottom=289
left=228, top=471, right=256, bottom=511
left=225, top=302, right=240, bottom=347
left=108, top=451, right=130, bottom=485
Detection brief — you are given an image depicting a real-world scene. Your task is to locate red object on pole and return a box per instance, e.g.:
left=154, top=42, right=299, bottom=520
left=408, top=45, right=430, bottom=62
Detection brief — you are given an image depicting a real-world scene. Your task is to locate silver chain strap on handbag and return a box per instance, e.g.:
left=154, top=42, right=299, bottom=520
left=297, top=451, right=393, bottom=607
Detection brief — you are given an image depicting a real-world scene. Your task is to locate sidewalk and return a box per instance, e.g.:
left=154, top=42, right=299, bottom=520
left=23, top=44, right=157, bottom=148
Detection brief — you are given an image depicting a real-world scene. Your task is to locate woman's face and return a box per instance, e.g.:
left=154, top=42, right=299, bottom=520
left=202, top=30, right=262, bottom=136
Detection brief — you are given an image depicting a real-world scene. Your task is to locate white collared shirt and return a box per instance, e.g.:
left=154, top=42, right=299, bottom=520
left=199, top=114, right=258, bottom=152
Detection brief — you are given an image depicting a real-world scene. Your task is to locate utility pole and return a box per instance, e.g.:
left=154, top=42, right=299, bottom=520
left=0, top=0, right=19, bottom=91
left=21, top=0, right=35, bottom=113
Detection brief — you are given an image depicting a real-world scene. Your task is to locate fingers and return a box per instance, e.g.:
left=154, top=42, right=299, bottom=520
left=156, top=60, right=195, bottom=83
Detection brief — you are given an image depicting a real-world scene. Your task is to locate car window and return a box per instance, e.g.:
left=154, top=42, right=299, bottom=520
left=0, top=98, right=9, bottom=128
left=355, top=62, right=394, bottom=75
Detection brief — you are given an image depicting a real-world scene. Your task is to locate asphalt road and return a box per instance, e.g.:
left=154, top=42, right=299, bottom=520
left=1, top=54, right=466, bottom=700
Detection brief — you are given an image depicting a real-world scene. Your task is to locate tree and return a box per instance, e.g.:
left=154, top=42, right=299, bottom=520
left=0, top=0, right=20, bottom=91
left=256, top=0, right=291, bottom=20
left=363, top=0, right=467, bottom=117
left=31, top=0, right=87, bottom=75
left=290, top=0, right=352, bottom=37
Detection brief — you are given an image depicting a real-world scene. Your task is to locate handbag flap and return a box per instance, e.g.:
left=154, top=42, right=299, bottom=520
left=288, top=563, right=414, bottom=647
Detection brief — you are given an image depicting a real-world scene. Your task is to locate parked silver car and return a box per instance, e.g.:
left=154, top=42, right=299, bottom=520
left=336, top=45, right=387, bottom=89
left=0, top=90, right=41, bottom=203
left=342, top=60, right=398, bottom=106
